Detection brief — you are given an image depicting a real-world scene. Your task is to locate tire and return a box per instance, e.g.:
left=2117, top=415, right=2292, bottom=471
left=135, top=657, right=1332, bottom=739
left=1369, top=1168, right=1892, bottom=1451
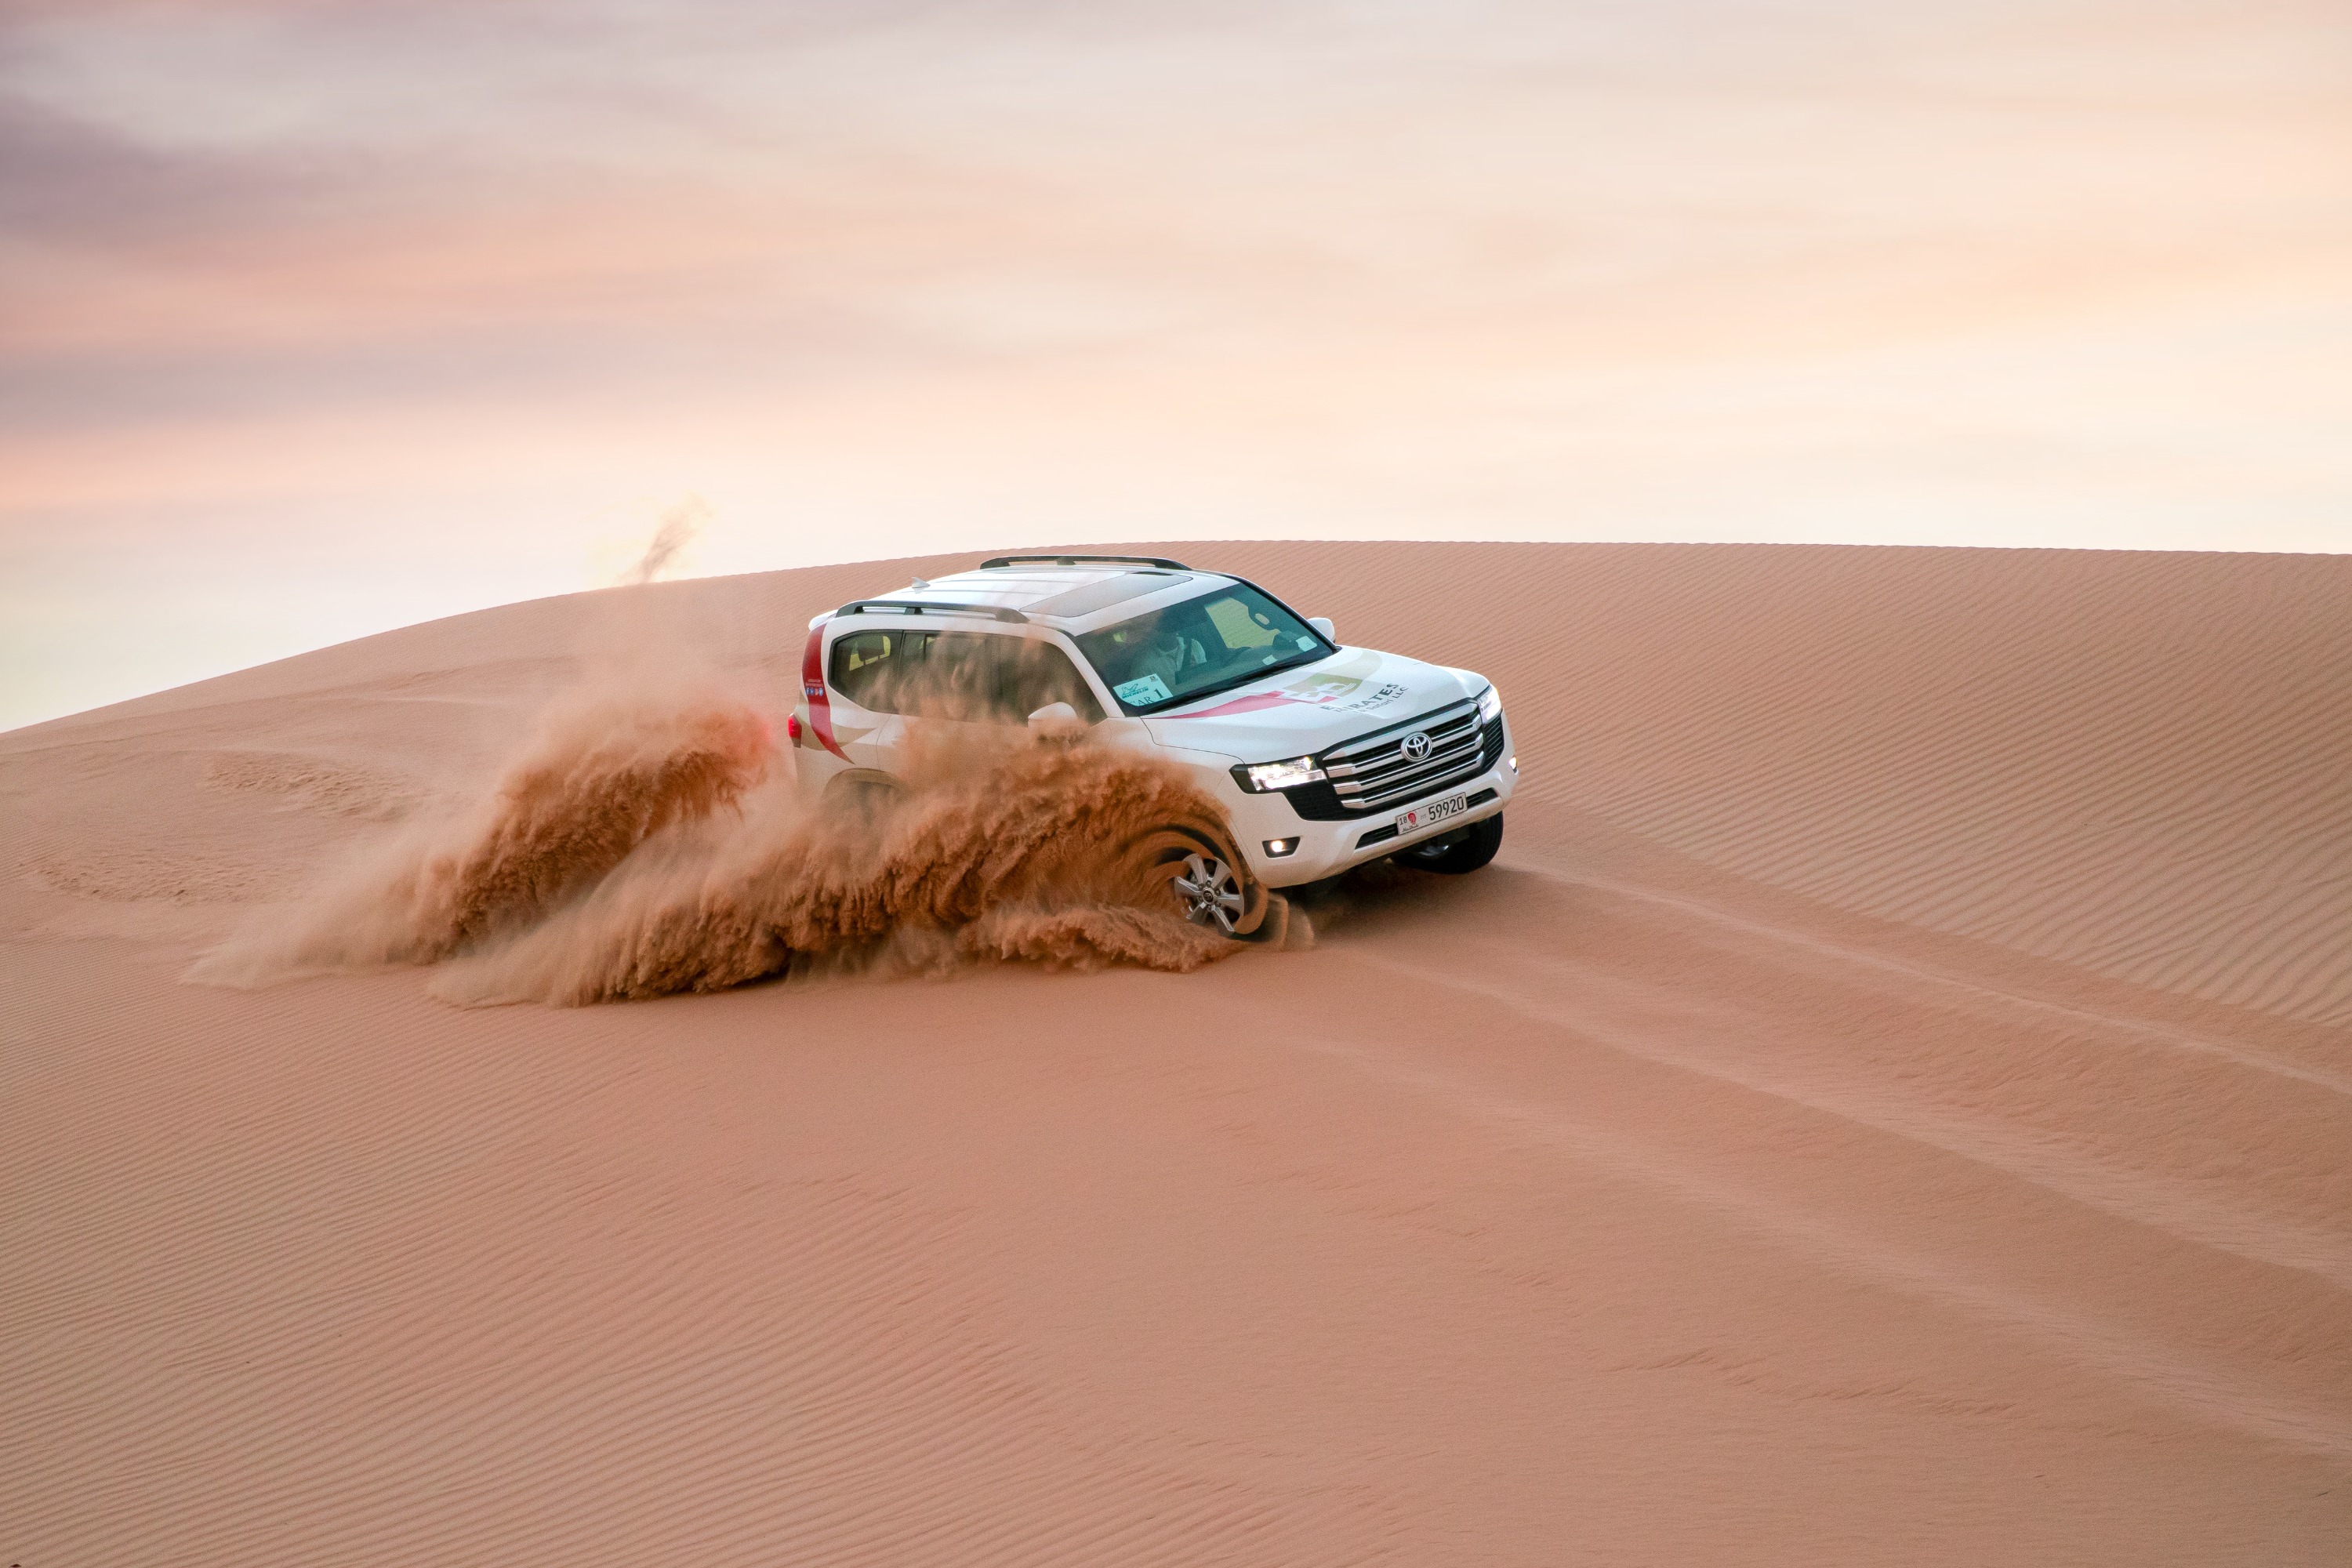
left=1394, top=811, right=1502, bottom=875
left=1121, top=821, right=1269, bottom=938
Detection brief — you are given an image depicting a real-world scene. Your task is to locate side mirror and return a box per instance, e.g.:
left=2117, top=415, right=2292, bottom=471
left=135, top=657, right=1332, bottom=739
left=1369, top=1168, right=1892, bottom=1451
left=1027, top=701, right=1083, bottom=739
left=1308, top=616, right=1335, bottom=642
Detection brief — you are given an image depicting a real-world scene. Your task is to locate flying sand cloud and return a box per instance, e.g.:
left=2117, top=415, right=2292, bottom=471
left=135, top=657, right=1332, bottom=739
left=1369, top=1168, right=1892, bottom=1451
left=188, top=670, right=1247, bottom=1004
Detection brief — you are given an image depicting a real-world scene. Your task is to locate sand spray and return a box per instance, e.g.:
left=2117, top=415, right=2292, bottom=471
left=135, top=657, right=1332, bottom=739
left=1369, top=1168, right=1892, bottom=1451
left=189, top=670, right=1255, bottom=1004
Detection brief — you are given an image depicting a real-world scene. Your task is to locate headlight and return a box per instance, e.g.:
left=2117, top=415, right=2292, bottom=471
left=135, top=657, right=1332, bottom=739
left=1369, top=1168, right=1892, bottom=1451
left=1477, top=684, right=1503, bottom=723
left=1237, top=755, right=1325, bottom=792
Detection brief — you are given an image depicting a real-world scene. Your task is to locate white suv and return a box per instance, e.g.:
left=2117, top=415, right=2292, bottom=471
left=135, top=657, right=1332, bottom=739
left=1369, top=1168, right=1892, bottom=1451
left=792, top=554, right=1515, bottom=935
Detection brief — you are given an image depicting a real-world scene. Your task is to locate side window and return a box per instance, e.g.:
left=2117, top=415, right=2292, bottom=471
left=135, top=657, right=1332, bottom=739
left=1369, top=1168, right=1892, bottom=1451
left=829, top=630, right=908, bottom=710
left=834, top=629, right=1102, bottom=724
left=1005, top=640, right=1105, bottom=724
left=918, top=633, right=1102, bottom=724
left=908, top=632, right=998, bottom=721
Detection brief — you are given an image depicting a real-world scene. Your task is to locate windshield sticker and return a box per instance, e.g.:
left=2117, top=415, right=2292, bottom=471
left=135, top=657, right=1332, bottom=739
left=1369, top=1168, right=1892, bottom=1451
left=1329, top=680, right=1410, bottom=713
left=1112, top=673, right=1173, bottom=706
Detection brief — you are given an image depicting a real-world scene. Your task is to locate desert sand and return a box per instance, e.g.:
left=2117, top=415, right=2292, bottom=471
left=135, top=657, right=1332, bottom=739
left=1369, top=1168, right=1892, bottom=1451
left=4, top=541, right=2348, bottom=1564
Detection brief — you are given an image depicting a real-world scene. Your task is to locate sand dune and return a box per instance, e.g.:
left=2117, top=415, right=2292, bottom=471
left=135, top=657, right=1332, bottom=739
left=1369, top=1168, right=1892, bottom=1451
left=4, top=542, right=2348, bottom=1563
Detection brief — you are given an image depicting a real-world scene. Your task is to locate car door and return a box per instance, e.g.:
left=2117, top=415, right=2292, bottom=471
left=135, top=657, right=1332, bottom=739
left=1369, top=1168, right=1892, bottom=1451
left=832, top=628, right=1007, bottom=776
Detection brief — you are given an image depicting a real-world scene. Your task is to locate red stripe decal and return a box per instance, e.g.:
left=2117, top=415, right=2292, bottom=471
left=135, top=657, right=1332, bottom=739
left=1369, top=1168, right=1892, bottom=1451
left=1162, top=691, right=1317, bottom=718
left=800, top=619, right=850, bottom=760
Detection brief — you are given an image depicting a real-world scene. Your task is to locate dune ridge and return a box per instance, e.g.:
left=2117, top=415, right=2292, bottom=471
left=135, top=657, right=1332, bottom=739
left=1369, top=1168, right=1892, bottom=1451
left=3, top=541, right=2347, bottom=1565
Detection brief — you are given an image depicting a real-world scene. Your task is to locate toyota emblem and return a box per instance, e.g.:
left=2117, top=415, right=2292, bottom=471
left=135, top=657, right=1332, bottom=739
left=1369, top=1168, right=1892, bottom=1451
left=1399, top=731, right=1432, bottom=763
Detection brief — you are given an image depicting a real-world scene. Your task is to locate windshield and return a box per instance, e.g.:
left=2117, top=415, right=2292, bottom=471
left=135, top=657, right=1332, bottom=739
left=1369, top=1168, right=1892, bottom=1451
left=1073, top=582, right=1332, bottom=714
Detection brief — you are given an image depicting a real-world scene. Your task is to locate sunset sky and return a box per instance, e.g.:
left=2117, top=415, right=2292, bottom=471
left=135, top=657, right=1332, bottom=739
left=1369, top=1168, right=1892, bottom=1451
left=4, top=0, right=2347, bottom=728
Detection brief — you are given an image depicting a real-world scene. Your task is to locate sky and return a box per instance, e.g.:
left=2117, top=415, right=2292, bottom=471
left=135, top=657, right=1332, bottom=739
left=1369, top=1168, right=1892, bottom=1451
left=3, top=0, right=2348, bottom=728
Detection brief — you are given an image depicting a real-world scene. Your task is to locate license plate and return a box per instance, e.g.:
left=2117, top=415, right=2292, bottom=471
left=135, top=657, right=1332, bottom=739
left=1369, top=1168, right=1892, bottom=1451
left=1395, top=792, right=1468, bottom=835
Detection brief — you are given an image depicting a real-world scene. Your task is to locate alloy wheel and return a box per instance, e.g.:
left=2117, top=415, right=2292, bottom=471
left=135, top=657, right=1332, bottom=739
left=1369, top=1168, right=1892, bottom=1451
left=1171, top=851, right=1247, bottom=935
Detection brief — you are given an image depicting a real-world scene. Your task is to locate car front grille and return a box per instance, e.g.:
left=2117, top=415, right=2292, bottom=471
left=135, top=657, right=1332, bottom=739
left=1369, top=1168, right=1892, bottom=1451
left=1281, top=699, right=1504, bottom=822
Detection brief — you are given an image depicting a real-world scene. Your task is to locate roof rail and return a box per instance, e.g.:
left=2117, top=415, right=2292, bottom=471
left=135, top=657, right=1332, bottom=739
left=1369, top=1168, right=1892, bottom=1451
left=833, top=598, right=1030, bottom=624
left=978, top=553, right=1190, bottom=572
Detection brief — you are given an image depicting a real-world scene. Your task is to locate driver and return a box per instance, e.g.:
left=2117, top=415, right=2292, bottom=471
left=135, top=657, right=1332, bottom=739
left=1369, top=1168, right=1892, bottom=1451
left=1119, top=619, right=1207, bottom=692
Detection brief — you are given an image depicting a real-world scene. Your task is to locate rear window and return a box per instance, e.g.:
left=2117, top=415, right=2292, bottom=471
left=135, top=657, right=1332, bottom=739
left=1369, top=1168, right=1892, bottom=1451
left=828, top=629, right=1104, bottom=724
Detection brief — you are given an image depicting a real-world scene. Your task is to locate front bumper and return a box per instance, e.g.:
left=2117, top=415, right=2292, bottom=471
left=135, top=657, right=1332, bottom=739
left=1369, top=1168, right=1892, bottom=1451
left=1218, top=742, right=1516, bottom=887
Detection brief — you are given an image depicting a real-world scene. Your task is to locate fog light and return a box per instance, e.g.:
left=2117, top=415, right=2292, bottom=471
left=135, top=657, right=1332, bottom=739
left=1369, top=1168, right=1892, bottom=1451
left=1263, top=837, right=1300, bottom=858
left=1508, top=754, right=1518, bottom=773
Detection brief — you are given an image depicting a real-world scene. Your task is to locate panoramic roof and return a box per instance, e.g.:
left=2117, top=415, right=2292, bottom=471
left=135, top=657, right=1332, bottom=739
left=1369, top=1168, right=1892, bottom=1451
left=848, top=561, right=1229, bottom=627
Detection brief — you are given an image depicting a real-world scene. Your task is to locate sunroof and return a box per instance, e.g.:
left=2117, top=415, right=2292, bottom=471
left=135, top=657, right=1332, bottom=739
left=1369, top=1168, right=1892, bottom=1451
left=1025, top=571, right=1190, bottom=619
